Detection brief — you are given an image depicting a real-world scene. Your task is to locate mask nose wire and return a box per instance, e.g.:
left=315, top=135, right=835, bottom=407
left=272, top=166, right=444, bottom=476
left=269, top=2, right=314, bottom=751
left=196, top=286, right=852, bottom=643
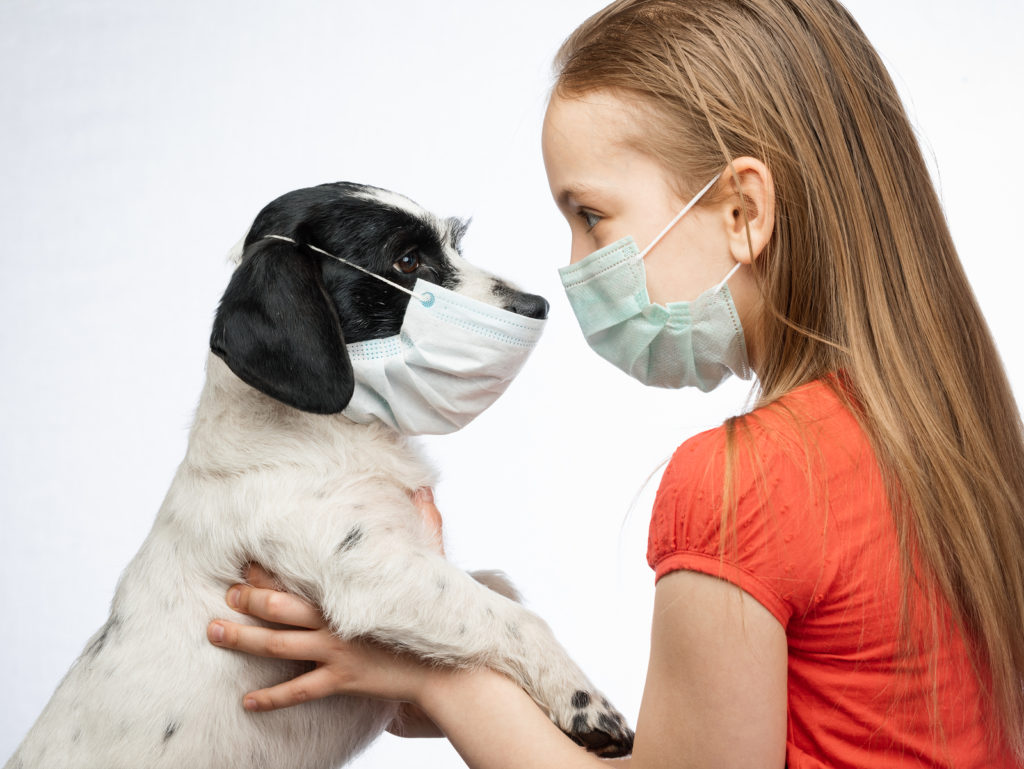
left=636, top=172, right=723, bottom=261
left=260, top=234, right=432, bottom=304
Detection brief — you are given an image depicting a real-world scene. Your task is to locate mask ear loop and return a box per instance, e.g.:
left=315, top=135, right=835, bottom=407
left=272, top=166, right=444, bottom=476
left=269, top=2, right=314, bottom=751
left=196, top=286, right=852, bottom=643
left=260, top=234, right=433, bottom=305
left=636, top=172, right=723, bottom=260
left=714, top=261, right=743, bottom=292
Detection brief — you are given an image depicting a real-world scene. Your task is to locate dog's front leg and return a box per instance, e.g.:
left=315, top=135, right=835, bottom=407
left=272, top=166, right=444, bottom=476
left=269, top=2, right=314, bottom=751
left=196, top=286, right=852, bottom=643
left=263, top=520, right=633, bottom=757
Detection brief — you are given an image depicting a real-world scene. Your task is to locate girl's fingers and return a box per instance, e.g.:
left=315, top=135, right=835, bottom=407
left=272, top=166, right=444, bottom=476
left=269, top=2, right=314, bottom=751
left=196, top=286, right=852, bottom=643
left=208, top=620, right=332, bottom=662
left=242, top=666, right=342, bottom=712
left=226, top=583, right=325, bottom=630
left=412, top=486, right=444, bottom=555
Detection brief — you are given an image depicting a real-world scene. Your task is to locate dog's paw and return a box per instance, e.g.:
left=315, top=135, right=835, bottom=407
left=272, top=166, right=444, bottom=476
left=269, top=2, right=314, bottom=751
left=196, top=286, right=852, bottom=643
left=558, top=689, right=634, bottom=758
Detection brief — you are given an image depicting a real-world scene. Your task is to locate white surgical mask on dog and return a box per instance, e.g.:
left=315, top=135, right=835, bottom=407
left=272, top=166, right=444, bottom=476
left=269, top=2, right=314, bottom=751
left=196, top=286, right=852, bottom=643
left=265, top=235, right=546, bottom=435
left=344, top=278, right=546, bottom=434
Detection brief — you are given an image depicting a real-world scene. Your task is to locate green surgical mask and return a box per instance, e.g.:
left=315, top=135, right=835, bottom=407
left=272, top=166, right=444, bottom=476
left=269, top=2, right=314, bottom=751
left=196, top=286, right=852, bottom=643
left=557, top=173, right=751, bottom=391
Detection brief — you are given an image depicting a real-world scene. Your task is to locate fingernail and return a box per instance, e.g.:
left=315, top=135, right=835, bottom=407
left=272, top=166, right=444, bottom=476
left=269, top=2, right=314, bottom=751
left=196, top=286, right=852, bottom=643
left=227, top=587, right=241, bottom=608
left=209, top=622, right=225, bottom=644
left=244, top=697, right=259, bottom=711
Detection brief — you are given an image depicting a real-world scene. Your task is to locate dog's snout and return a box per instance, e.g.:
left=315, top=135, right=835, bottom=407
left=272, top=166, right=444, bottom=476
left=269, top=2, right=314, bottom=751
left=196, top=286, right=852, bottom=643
left=505, top=292, right=549, bottom=320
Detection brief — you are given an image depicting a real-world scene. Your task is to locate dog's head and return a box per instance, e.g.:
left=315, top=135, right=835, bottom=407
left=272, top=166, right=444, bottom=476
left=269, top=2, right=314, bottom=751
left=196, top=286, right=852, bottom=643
left=210, top=182, right=549, bottom=415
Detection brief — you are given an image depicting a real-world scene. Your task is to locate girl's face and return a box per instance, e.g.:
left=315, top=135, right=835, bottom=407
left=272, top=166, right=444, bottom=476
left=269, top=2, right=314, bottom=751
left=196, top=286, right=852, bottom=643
left=541, top=90, right=740, bottom=306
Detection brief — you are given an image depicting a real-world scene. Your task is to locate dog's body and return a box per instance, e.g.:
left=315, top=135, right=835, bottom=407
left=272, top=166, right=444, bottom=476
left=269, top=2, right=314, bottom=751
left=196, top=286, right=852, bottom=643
left=6, top=183, right=632, bottom=769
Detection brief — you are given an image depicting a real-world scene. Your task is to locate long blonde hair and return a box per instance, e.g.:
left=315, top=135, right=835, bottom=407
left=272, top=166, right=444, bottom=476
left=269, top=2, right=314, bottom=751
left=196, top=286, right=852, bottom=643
left=554, top=0, right=1024, bottom=756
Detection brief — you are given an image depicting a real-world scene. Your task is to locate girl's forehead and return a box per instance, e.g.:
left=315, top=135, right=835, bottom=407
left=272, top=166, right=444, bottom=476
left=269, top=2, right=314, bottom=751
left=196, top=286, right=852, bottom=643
left=543, top=97, right=624, bottom=202
left=542, top=91, right=640, bottom=178
left=544, top=90, right=636, bottom=136
left=542, top=94, right=676, bottom=210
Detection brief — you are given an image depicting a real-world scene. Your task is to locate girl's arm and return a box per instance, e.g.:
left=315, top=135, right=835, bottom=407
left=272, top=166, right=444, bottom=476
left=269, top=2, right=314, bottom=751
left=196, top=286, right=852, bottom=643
left=209, top=569, right=787, bottom=769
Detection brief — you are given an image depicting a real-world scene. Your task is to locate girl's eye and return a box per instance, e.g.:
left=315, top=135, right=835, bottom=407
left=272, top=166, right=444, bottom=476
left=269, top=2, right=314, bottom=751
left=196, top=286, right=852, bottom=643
left=581, top=210, right=602, bottom=230
left=394, top=252, right=420, bottom=274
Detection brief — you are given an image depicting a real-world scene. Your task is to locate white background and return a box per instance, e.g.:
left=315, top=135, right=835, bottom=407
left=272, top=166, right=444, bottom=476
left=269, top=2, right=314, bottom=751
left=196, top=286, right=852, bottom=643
left=1, top=1, right=1021, bottom=766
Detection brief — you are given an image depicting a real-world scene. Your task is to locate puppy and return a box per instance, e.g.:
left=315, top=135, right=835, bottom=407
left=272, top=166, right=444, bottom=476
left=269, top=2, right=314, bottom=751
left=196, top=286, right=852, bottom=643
left=5, top=182, right=634, bottom=769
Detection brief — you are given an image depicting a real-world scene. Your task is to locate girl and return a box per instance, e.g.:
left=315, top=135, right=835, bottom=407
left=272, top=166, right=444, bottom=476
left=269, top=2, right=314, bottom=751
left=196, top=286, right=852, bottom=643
left=207, top=0, right=1024, bottom=766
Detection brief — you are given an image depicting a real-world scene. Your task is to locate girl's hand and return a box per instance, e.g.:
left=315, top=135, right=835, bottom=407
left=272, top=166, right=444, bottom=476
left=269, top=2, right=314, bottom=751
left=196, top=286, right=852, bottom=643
left=206, top=487, right=445, bottom=736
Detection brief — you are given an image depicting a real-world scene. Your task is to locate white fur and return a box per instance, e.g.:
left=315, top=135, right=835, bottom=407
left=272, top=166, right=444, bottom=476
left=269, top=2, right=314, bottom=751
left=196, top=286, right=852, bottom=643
left=6, top=349, right=629, bottom=767
left=351, top=187, right=434, bottom=227
left=447, top=249, right=503, bottom=303
left=225, top=230, right=249, bottom=265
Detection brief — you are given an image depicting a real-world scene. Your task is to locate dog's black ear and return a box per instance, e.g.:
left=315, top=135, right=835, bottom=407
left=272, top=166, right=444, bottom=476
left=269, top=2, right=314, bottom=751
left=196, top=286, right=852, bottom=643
left=210, top=237, right=354, bottom=414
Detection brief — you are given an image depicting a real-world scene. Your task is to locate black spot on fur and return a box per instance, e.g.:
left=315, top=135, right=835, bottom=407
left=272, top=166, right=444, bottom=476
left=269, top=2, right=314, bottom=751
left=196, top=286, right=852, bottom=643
left=335, top=526, right=364, bottom=554
left=572, top=690, right=591, bottom=709
left=571, top=713, right=588, bottom=734
left=598, top=713, right=620, bottom=733
left=85, top=615, right=120, bottom=658
left=163, top=722, right=179, bottom=743
left=85, top=627, right=109, bottom=657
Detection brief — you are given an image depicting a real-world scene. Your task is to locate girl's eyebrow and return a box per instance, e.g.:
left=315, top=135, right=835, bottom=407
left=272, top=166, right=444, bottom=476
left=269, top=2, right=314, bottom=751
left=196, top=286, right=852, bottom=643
left=556, top=182, right=602, bottom=210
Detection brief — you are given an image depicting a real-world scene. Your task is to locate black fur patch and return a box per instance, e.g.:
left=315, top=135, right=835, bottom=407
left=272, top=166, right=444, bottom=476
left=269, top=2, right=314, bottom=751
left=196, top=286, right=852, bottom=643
left=211, top=238, right=354, bottom=415
left=572, top=690, right=591, bottom=709
left=163, top=722, right=179, bottom=743
left=335, top=526, right=364, bottom=554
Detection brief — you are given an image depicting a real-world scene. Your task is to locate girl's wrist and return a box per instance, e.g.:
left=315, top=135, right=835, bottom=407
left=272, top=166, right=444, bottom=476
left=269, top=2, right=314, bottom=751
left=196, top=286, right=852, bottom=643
left=414, top=666, right=608, bottom=769
left=416, top=664, right=509, bottom=726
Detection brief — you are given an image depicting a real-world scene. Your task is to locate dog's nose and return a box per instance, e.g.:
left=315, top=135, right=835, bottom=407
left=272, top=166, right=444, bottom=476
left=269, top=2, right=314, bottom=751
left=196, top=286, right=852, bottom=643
left=505, top=292, right=549, bottom=320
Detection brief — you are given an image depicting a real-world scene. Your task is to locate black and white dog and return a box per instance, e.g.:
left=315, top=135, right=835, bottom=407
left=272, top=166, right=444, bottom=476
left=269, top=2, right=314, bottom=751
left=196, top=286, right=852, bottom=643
left=5, top=183, right=633, bottom=769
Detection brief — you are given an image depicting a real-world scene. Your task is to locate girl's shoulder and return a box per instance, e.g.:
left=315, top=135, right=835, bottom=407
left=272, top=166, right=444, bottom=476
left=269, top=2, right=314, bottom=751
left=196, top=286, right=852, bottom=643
left=669, top=376, right=865, bottom=485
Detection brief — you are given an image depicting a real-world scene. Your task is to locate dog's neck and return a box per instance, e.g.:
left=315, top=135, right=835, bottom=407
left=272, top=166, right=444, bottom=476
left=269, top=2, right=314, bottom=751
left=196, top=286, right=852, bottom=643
left=183, top=354, right=428, bottom=486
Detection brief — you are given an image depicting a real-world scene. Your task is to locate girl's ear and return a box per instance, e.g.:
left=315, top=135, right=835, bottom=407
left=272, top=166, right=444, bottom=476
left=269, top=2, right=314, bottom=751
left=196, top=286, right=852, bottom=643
left=210, top=237, right=355, bottom=414
left=721, top=157, right=775, bottom=265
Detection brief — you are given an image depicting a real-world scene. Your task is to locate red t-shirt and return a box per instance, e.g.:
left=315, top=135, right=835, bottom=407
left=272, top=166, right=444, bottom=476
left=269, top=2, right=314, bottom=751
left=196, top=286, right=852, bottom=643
left=647, top=379, right=1018, bottom=768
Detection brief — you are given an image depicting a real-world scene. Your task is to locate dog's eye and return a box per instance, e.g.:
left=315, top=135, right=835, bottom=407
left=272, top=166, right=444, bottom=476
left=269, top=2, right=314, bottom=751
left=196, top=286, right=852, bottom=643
left=394, top=252, right=421, bottom=274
